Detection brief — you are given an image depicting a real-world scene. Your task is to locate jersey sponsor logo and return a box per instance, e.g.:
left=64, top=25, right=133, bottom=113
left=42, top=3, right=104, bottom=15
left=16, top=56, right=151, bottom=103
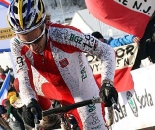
left=81, top=66, right=87, bottom=82
left=69, top=33, right=98, bottom=50
left=59, top=58, right=69, bottom=68
left=83, top=104, right=102, bottom=129
left=69, top=33, right=83, bottom=44
left=17, top=56, right=24, bottom=67
left=84, top=34, right=98, bottom=50
left=14, top=38, right=20, bottom=44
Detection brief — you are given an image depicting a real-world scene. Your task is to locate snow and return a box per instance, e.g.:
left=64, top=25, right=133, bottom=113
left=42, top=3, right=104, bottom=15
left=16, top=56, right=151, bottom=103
left=0, top=52, right=13, bottom=69
left=44, top=0, right=86, bottom=24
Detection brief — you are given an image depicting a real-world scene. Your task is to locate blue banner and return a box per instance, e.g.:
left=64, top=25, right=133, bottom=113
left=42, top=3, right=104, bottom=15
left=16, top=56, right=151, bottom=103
left=0, top=71, right=10, bottom=104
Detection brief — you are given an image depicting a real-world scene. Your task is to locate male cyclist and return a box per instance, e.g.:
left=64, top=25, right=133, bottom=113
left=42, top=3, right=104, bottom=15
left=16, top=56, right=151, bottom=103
left=7, top=0, right=118, bottom=129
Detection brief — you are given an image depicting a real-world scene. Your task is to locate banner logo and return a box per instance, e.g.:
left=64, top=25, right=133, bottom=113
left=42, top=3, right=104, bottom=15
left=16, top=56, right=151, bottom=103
left=126, top=91, right=138, bottom=117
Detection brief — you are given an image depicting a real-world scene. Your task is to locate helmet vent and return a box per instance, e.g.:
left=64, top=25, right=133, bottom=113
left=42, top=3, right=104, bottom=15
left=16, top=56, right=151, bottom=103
left=13, top=6, right=18, bottom=14
left=27, top=13, right=32, bottom=22
left=31, top=1, right=34, bottom=8
left=10, top=17, right=16, bottom=25
left=23, top=3, right=28, bottom=13
left=38, top=0, right=41, bottom=10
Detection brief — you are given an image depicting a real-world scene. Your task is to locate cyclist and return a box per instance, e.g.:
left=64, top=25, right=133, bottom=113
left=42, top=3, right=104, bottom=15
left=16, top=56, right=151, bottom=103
left=7, top=0, right=118, bottom=129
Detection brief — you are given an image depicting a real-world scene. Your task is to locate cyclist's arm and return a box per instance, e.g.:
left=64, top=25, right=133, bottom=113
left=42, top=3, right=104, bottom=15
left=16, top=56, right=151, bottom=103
left=10, top=38, right=37, bottom=106
left=49, top=24, right=115, bottom=81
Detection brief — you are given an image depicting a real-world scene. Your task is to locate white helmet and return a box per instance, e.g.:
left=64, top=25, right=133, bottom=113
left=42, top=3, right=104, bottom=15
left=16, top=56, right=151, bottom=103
left=7, top=0, right=46, bottom=34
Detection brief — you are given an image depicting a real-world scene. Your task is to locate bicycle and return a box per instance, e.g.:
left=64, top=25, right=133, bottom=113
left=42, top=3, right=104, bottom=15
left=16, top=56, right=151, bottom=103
left=31, top=97, right=119, bottom=130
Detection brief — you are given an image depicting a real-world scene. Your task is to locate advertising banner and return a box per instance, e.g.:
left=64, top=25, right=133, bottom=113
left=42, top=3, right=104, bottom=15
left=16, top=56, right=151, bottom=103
left=0, top=0, right=13, bottom=52
left=110, top=64, right=155, bottom=130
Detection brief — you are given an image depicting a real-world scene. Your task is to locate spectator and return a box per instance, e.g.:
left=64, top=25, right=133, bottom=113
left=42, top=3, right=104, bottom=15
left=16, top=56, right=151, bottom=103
left=0, top=105, right=14, bottom=130
left=9, top=74, right=15, bottom=88
left=4, top=66, right=13, bottom=76
left=4, top=66, right=10, bottom=74
left=145, top=39, right=155, bottom=63
left=0, top=66, right=4, bottom=74
left=2, top=99, right=25, bottom=130
left=91, top=31, right=140, bottom=47
left=132, top=13, right=155, bottom=69
left=0, top=74, right=6, bottom=89
left=0, top=116, right=11, bottom=130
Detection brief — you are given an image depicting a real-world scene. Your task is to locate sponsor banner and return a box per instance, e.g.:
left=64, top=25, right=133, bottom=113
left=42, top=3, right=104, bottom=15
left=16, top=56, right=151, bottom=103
left=86, top=43, right=138, bottom=92
left=0, top=1, right=12, bottom=52
left=110, top=64, right=155, bottom=130
left=85, top=0, right=155, bottom=38
left=0, top=27, right=14, bottom=40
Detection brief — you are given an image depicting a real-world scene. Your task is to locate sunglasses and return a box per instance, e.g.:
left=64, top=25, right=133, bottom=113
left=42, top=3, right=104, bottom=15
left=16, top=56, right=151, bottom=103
left=16, top=25, right=45, bottom=45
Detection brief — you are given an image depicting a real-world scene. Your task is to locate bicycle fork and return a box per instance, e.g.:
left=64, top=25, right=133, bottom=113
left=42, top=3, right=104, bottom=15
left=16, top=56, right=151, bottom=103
left=60, top=114, right=71, bottom=130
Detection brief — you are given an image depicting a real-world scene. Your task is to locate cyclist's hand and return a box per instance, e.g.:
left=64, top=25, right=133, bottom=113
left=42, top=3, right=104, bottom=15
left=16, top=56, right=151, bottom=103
left=22, top=98, right=42, bottom=128
left=99, top=80, right=118, bottom=107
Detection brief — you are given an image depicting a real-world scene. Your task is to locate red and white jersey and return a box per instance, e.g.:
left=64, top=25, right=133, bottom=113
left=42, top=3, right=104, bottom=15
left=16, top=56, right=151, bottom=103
left=10, top=23, right=115, bottom=130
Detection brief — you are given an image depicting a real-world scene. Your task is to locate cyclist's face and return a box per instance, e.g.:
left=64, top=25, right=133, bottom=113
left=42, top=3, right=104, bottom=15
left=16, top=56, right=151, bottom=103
left=17, top=26, right=46, bottom=54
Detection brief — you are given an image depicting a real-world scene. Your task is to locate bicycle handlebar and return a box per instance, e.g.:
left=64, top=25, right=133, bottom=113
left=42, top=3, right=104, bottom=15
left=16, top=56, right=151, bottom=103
left=43, top=99, right=93, bottom=116
left=42, top=97, right=119, bottom=117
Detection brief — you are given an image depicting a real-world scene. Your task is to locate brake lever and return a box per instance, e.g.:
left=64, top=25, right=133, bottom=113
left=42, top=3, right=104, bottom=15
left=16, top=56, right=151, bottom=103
left=92, top=97, right=120, bottom=112
left=111, top=97, right=120, bottom=112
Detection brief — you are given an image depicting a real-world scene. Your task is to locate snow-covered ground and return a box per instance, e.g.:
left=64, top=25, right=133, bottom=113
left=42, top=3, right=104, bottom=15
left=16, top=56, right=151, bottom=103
left=0, top=52, right=13, bottom=69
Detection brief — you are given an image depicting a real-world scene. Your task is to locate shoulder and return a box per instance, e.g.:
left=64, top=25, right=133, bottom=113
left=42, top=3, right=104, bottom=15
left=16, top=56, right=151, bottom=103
left=10, top=37, right=26, bottom=56
left=48, top=22, right=81, bottom=33
left=10, top=37, right=22, bottom=49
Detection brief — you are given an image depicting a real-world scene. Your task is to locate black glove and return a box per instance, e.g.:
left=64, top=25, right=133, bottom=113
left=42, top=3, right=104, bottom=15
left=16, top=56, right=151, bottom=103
left=99, top=80, right=118, bottom=107
left=22, top=98, right=42, bottom=128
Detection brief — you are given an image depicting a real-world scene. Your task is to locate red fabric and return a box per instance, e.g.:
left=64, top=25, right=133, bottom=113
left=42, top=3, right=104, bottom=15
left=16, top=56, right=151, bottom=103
left=114, top=67, right=134, bottom=92
left=37, top=96, right=51, bottom=110
left=41, top=84, right=83, bottom=128
left=93, top=67, right=134, bottom=92
left=13, top=78, right=52, bottom=110
left=85, top=0, right=153, bottom=38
